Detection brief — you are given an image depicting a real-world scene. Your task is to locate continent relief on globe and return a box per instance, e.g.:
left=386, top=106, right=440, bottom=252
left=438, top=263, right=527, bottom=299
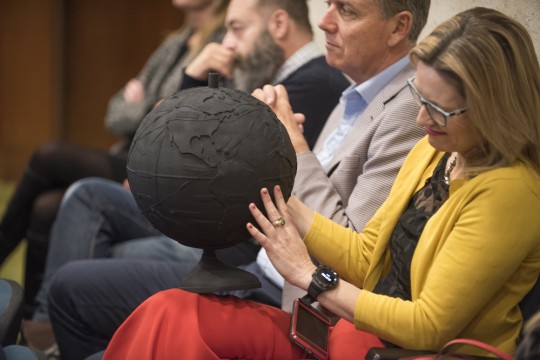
left=127, top=85, right=297, bottom=250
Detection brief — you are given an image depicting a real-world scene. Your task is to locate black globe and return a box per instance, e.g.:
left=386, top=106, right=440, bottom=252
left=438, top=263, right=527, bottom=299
left=127, top=84, right=297, bottom=250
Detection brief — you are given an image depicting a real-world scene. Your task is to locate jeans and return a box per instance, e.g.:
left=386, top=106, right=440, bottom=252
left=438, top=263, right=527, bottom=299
left=33, top=178, right=202, bottom=322
left=38, top=179, right=269, bottom=359
left=49, top=257, right=280, bottom=360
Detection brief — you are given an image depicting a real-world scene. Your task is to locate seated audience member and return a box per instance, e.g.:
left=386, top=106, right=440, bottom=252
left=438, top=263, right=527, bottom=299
left=46, top=0, right=429, bottom=358
left=101, top=7, right=540, bottom=359
left=178, top=0, right=351, bottom=147
left=0, top=0, right=228, bottom=318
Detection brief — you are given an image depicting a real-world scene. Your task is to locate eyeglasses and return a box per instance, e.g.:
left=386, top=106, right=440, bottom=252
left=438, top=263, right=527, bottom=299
left=407, top=76, right=467, bottom=127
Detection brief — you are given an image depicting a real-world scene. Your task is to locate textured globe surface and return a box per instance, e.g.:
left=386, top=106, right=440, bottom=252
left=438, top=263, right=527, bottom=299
left=127, top=86, right=297, bottom=249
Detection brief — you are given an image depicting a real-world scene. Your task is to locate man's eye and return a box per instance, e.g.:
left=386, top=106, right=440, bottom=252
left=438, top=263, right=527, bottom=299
left=340, top=6, right=355, bottom=18
left=231, top=27, right=243, bottom=35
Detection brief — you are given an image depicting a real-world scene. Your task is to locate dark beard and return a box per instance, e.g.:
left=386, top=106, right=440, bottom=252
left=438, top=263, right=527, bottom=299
left=233, top=30, right=285, bottom=93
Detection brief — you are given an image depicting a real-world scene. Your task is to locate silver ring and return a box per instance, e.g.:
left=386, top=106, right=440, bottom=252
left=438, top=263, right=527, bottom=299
left=271, top=217, right=285, bottom=227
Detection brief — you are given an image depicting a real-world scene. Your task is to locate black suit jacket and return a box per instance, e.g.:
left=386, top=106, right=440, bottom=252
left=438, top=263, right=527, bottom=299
left=280, top=56, right=350, bottom=148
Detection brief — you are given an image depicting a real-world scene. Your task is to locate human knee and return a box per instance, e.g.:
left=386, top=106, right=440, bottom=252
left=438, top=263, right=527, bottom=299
left=63, top=178, right=96, bottom=204
left=29, top=190, right=65, bottom=233
left=49, top=261, right=92, bottom=307
left=62, top=178, right=120, bottom=212
left=29, top=142, right=67, bottom=171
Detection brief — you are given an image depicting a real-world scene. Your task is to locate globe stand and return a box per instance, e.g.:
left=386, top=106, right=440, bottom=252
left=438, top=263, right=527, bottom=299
left=179, top=249, right=262, bottom=293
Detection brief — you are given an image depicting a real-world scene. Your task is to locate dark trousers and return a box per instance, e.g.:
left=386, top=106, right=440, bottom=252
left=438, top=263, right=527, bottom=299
left=48, top=257, right=281, bottom=360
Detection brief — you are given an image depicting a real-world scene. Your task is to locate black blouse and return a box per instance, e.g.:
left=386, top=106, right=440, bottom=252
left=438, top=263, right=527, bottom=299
left=373, top=152, right=451, bottom=300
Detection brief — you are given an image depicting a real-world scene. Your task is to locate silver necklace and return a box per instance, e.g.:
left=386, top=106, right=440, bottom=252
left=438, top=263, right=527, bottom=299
left=444, top=155, right=457, bottom=185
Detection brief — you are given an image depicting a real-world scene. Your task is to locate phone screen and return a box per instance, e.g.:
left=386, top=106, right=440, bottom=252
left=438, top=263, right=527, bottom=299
left=290, top=298, right=331, bottom=360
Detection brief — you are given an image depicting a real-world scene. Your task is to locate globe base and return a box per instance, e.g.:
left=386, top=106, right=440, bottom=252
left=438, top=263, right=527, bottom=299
left=180, top=249, right=262, bottom=293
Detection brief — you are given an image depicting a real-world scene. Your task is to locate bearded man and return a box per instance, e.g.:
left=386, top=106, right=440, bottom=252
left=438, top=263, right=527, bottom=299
left=180, top=0, right=350, bottom=147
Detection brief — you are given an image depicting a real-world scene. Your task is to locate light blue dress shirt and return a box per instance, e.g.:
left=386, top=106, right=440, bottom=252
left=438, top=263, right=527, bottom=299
left=316, top=56, right=411, bottom=171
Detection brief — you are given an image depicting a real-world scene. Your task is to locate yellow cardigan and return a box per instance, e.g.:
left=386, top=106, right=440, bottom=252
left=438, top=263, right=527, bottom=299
left=304, top=137, right=540, bottom=354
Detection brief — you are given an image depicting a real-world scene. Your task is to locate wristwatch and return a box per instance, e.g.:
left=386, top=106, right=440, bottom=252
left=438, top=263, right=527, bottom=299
left=307, top=265, right=340, bottom=302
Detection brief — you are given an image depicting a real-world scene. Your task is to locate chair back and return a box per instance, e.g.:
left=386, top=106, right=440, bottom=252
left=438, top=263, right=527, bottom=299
left=519, top=275, right=540, bottom=326
left=2, top=345, right=47, bottom=360
left=0, top=279, right=24, bottom=346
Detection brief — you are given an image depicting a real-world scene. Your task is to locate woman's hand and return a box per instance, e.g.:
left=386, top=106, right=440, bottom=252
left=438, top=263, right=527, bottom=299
left=247, top=186, right=316, bottom=290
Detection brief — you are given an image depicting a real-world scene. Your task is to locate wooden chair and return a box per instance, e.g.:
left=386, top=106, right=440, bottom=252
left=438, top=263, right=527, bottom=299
left=0, top=278, right=46, bottom=359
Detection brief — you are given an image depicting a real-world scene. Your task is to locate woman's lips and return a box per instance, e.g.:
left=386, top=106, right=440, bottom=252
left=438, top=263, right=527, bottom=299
left=424, top=127, right=446, bottom=136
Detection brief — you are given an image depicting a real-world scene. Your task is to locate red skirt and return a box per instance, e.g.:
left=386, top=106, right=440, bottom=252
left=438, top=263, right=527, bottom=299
left=103, top=289, right=383, bottom=359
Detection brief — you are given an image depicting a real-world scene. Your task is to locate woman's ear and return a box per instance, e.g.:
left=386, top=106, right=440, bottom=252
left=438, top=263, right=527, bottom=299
left=387, top=11, right=413, bottom=47
left=267, top=9, right=289, bottom=41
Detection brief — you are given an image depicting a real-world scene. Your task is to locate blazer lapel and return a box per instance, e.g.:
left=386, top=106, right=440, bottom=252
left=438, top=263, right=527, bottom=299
left=323, top=64, right=416, bottom=173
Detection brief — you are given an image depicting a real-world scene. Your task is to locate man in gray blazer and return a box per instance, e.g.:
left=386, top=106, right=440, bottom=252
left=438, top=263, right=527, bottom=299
left=254, top=59, right=426, bottom=308
left=46, top=0, right=431, bottom=358
left=252, top=0, right=429, bottom=307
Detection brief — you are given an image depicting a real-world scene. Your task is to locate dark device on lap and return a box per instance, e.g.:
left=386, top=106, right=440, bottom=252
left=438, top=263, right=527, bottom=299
left=290, top=297, right=331, bottom=360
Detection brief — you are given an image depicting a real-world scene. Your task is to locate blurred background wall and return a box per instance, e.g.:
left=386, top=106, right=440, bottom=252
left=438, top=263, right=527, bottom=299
left=0, top=0, right=539, bottom=181
left=0, top=0, right=184, bottom=181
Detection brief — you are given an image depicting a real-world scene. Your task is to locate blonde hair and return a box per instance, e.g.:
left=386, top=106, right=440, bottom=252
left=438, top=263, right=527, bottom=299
left=167, top=0, right=228, bottom=62
left=186, top=0, right=229, bottom=62
left=189, top=0, right=230, bottom=60
left=410, top=7, right=540, bottom=176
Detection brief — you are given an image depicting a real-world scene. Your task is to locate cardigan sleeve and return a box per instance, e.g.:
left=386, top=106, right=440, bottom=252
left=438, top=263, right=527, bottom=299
left=304, top=210, right=382, bottom=288
left=355, top=165, right=540, bottom=351
left=305, top=140, right=540, bottom=352
left=303, top=137, right=437, bottom=288
left=293, top=75, right=425, bottom=233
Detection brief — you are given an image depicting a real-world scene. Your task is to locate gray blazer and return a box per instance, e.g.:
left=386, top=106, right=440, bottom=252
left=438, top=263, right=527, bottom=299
left=293, top=63, right=424, bottom=233
left=105, top=27, right=225, bottom=138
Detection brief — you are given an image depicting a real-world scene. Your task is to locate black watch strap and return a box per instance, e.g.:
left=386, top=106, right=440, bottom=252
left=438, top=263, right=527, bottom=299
left=307, top=265, right=339, bottom=302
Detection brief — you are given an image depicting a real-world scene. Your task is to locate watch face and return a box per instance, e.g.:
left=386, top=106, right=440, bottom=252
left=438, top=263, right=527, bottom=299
left=315, top=266, right=339, bottom=289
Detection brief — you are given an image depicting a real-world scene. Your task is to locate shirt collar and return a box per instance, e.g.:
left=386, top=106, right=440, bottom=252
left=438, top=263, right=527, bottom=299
left=343, top=55, right=410, bottom=105
left=272, top=41, right=323, bottom=84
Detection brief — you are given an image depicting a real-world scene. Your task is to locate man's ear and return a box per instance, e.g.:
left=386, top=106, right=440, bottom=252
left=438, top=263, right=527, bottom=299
left=387, top=11, right=413, bottom=47
left=267, top=9, right=290, bottom=40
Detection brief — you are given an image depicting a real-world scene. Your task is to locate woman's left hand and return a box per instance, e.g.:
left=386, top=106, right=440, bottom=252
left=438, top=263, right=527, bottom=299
left=247, top=186, right=316, bottom=290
